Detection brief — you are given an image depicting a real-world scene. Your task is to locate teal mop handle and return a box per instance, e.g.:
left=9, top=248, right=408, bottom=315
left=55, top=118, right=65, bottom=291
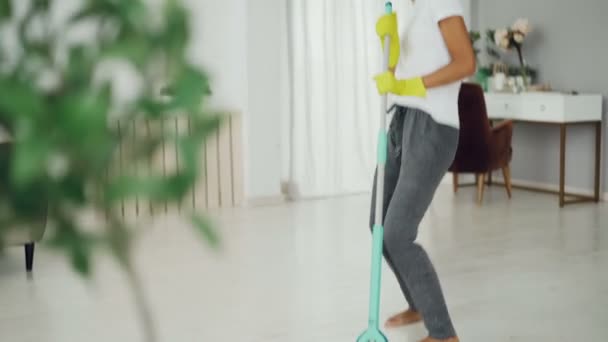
left=369, top=0, right=393, bottom=330
left=357, top=3, right=393, bottom=341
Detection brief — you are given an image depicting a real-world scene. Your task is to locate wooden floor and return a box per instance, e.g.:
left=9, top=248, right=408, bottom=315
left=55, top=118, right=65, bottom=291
left=1, top=185, right=607, bottom=341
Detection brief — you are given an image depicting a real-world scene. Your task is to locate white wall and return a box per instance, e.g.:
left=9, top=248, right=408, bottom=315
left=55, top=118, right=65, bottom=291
left=461, top=0, right=472, bottom=28
left=186, top=0, right=248, bottom=113
left=186, top=0, right=285, bottom=202
left=245, top=0, right=286, bottom=201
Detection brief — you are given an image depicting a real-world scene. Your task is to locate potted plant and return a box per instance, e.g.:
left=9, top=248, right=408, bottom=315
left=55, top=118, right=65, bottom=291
left=0, top=0, right=220, bottom=341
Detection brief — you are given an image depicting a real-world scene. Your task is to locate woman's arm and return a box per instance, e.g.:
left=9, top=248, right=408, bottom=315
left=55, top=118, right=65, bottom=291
left=422, top=16, right=476, bottom=89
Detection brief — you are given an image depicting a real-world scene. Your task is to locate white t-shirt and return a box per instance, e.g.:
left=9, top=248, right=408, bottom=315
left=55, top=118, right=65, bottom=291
left=390, top=0, right=465, bottom=128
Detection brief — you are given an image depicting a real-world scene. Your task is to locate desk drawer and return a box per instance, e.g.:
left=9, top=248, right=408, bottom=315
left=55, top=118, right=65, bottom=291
left=485, top=95, right=520, bottom=119
left=522, top=97, right=564, bottom=121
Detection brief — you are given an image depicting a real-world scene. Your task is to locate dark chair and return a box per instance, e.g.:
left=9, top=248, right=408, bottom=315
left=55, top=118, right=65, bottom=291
left=449, top=83, right=514, bottom=204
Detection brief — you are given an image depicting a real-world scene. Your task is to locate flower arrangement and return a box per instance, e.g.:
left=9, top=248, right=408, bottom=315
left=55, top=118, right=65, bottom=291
left=487, top=18, right=533, bottom=86
left=489, top=18, right=532, bottom=50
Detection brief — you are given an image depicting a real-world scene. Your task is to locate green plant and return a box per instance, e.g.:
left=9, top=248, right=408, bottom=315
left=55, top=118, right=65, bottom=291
left=0, top=0, right=220, bottom=340
left=469, top=30, right=481, bottom=60
left=508, top=65, right=537, bottom=80
left=477, top=66, right=492, bottom=75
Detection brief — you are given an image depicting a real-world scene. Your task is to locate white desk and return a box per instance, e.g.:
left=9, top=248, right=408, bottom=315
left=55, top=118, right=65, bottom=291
left=484, top=92, right=603, bottom=207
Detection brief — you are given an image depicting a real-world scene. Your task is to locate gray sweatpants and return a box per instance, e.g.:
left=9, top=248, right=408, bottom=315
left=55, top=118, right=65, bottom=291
left=369, top=106, right=459, bottom=339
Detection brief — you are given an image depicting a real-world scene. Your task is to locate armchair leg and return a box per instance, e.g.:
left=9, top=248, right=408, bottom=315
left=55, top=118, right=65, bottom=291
left=453, top=172, right=459, bottom=193
left=477, top=173, right=486, bottom=205
left=25, top=243, right=35, bottom=272
left=502, top=166, right=512, bottom=198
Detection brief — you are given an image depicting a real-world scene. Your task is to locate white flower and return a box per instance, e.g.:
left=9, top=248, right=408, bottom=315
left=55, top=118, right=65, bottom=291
left=500, top=37, right=511, bottom=49
left=512, top=18, right=532, bottom=35
left=513, top=33, right=525, bottom=44
left=47, top=152, right=70, bottom=179
left=36, top=68, right=61, bottom=92
left=494, top=28, right=509, bottom=45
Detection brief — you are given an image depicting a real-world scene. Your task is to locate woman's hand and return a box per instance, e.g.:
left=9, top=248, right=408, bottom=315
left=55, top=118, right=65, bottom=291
left=421, top=16, right=476, bottom=89
left=374, top=72, right=427, bottom=98
left=376, top=13, right=401, bottom=69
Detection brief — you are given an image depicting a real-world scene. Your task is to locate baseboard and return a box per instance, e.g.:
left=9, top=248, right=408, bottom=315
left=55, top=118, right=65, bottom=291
left=508, top=178, right=594, bottom=197
left=446, top=172, right=606, bottom=202
left=246, top=195, right=286, bottom=207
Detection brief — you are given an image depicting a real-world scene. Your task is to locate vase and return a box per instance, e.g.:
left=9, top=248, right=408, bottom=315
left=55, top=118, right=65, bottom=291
left=493, top=72, right=507, bottom=92
left=515, top=47, right=530, bottom=90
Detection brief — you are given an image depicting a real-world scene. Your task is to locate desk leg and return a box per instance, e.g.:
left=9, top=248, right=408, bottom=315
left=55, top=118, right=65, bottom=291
left=559, top=123, right=567, bottom=208
left=594, top=122, right=602, bottom=202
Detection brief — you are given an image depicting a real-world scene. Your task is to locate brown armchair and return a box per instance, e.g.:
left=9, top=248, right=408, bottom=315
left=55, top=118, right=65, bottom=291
left=449, top=83, right=513, bottom=204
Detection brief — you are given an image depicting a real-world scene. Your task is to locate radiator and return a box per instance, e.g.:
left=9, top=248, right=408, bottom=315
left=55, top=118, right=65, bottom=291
left=112, top=113, right=244, bottom=219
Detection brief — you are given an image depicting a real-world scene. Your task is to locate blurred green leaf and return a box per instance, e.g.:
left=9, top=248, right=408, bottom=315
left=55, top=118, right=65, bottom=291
left=137, top=98, right=171, bottom=119
left=70, top=243, right=92, bottom=276
left=190, top=114, right=222, bottom=139
left=107, top=174, right=176, bottom=203
left=70, top=2, right=115, bottom=22
left=191, top=214, right=219, bottom=248
left=47, top=218, right=94, bottom=276
left=52, top=84, right=115, bottom=171
left=6, top=183, right=49, bottom=218
left=117, top=0, right=147, bottom=32
left=33, top=0, right=50, bottom=11
left=166, top=173, right=192, bottom=199
left=0, top=78, right=45, bottom=119
left=63, top=46, right=96, bottom=88
left=1, top=143, right=49, bottom=215
left=163, top=2, right=189, bottom=57
left=103, top=39, right=151, bottom=66
left=0, top=0, right=12, bottom=19
left=57, top=174, right=87, bottom=204
left=11, top=136, right=50, bottom=187
left=25, top=41, right=52, bottom=59
left=176, top=134, right=199, bottom=177
left=168, top=66, right=210, bottom=112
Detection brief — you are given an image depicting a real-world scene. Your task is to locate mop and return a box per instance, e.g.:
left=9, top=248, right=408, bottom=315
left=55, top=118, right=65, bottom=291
left=357, top=2, right=396, bottom=342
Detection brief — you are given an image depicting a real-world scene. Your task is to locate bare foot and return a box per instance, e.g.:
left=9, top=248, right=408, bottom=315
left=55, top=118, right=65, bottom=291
left=384, top=309, right=423, bottom=328
left=419, top=337, right=459, bottom=342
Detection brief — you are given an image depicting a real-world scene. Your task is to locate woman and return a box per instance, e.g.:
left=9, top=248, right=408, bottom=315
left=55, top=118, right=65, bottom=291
left=370, top=0, right=475, bottom=341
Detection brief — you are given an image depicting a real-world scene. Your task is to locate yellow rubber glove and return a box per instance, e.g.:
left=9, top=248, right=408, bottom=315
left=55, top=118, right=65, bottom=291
left=374, top=72, right=427, bottom=98
left=376, top=13, right=400, bottom=69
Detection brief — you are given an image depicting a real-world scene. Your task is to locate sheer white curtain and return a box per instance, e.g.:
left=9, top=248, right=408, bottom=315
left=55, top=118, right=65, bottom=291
left=284, top=0, right=389, bottom=199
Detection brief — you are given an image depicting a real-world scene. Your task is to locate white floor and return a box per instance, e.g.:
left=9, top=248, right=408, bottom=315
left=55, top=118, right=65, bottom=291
left=1, top=185, right=608, bottom=342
